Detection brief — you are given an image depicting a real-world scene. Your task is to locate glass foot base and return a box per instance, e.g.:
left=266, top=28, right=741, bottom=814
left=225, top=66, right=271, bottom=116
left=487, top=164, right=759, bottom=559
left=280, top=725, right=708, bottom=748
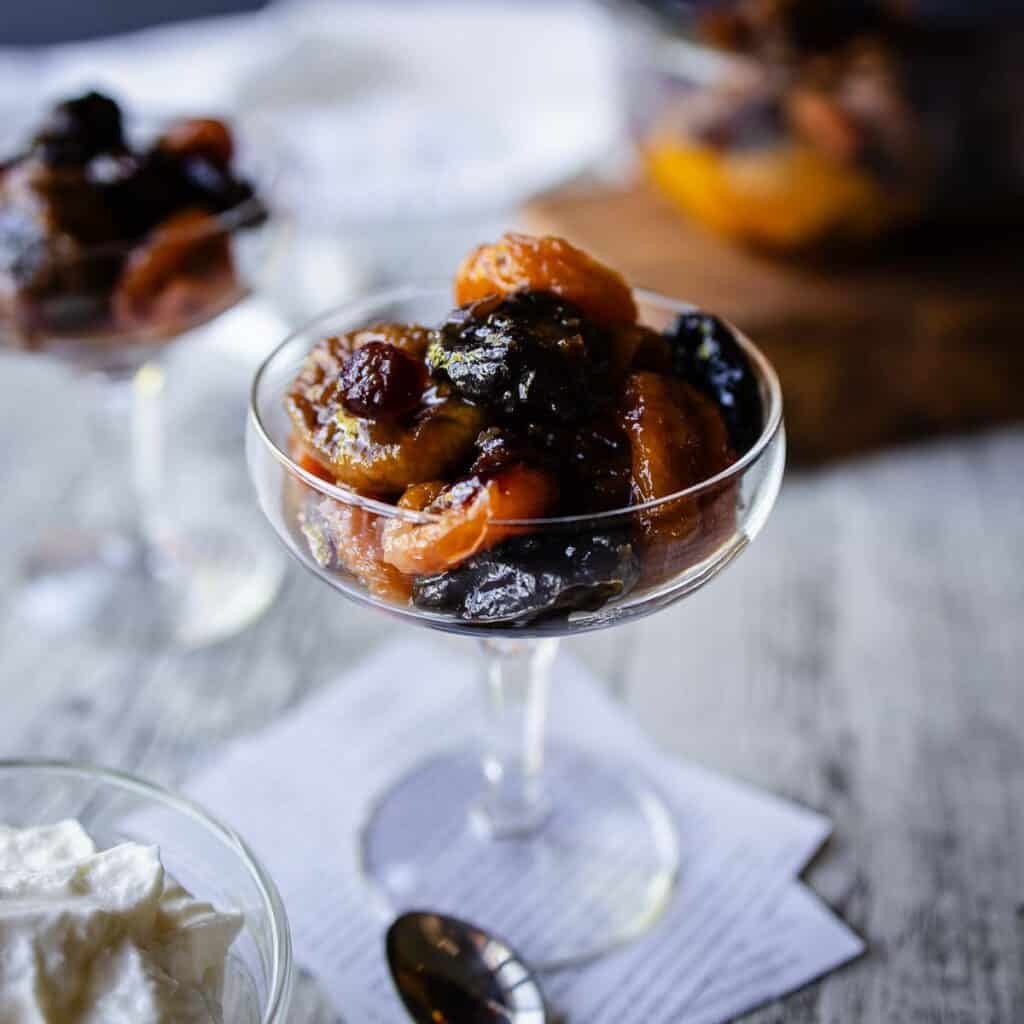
left=17, top=520, right=285, bottom=648
left=360, top=746, right=679, bottom=969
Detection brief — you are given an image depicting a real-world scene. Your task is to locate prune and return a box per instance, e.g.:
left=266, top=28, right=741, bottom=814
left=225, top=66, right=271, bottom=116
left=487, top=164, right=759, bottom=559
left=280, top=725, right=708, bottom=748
left=428, top=291, right=611, bottom=423
left=664, top=313, right=764, bottom=455
left=470, top=427, right=545, bottom=476
left=107, top=147, right=256, bottom=237
left=607, top=322, right=672, bottom=379
left=381, top=465, right=558, bottom=575
left=455, top=232, right=637, bottom=326
left=468, top=417, right=631, bottom=514
left=335, top=341, right=428, bottom=418
left=564, top=420, right=633, bottom=512
left=32, top=92, right=125, bottom=166
left=412, top=530, right=641, bottom=624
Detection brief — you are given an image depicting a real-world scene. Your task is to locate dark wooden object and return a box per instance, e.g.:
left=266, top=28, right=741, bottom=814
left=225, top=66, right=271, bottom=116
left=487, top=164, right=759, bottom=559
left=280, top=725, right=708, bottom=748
left=525, top=183, right=1024, bottom=463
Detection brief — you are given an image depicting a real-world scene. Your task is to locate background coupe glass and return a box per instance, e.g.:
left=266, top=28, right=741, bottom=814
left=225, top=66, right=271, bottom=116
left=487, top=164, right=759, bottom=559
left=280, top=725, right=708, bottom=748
left=1, top=117, right=285, bottom=647
left=247, top=286, right=785, bottom=967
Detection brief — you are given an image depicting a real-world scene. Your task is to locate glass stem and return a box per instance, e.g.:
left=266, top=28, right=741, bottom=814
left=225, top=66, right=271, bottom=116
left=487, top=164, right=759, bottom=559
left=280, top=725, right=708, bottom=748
left=88, top=362, right=167, bottom=561
left=476, top=637, right=559, bottom=838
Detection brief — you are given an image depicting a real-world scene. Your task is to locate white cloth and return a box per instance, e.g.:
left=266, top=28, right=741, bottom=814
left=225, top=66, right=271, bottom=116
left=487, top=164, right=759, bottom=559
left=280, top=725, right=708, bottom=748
left=185, top=639, right=862, bottom=1023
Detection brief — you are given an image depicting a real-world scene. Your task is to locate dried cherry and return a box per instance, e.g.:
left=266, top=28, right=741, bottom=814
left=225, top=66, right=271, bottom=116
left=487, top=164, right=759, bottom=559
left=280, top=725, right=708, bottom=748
left=335, top=341, right=428, bottom=418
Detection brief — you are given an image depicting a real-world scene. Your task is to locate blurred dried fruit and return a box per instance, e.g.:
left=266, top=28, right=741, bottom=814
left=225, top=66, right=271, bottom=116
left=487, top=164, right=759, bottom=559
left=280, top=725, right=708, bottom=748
left=0, top=92, right=263, bottom=342
left=454, top=233, right=637, bottom=326
left=158, top=118, right=234, bottom=167
left=112, top=208, right=235, bottom=332
left=32, top=92, right=125, bottom=166
left=412, top=530, right=640, bottom=624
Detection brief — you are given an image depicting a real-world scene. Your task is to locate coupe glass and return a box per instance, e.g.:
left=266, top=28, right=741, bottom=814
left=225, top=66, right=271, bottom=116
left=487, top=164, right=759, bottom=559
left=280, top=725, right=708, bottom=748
left=1, top=122, right=286, bottom=647
left=0, top=759, right=293, bottom=1023
left=247, top=286, right=785, bottom=967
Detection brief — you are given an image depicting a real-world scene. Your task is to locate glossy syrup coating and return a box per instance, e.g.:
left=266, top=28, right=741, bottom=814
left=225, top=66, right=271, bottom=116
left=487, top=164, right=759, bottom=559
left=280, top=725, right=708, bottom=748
left=428, top=291, right=612, bottom=423
left=454, top=233, right=637, bottom=326
left=380, top=465, right=558, bottom=576
left=665, top=312, right=764, bottom=455
left=286, top=234, right=756, bottom=625
left=285, top=325, right=483, bottom=494
left=412, top=530, right=641, bottom=623
left=621, top=371, right=738, bottom=585
left=336, top=341, right=427, bottom=418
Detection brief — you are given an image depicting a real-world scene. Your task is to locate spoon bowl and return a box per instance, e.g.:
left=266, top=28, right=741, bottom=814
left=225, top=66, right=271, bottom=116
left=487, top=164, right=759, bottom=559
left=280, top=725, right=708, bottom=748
left=386, top=911, right=548, bottom=1023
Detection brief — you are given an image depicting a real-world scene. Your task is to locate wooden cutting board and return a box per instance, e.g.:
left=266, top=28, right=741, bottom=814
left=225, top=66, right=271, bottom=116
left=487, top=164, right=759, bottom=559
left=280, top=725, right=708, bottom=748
left=524, top=182, right=1024, bottom=463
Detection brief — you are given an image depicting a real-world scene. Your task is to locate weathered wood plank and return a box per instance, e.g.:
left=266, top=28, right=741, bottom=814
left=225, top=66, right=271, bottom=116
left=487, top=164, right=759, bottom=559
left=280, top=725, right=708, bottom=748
left=0, top=336, right=1021, bottom=1023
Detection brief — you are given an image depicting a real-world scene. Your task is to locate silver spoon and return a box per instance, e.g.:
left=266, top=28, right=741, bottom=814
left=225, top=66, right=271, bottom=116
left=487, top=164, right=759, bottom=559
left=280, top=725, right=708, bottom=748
left=386, top=911, right=549, bottom=1023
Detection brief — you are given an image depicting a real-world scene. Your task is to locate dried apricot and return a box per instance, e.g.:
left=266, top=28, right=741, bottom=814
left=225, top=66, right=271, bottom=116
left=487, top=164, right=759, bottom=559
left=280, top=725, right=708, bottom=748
left=300, top=497, right=412, bottom=602
left=158, top=118, right=234, bottom=167
left=290, top=394, right=484, bottom=496
left=454, top=233, right=637, bottom=326
left=112, top=208, right=235, bottom=332
left=288, top=436, right=337, bottom=483
left=285, top=326, right=483, bottom=494
left=380, top=464, right=558, bottom=575
left=621, top=371, right=739, bottom=584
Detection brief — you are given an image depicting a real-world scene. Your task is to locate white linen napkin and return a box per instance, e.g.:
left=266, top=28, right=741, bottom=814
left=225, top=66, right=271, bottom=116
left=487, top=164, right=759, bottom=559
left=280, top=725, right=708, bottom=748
left=184, top=638, right=862, bottom=1022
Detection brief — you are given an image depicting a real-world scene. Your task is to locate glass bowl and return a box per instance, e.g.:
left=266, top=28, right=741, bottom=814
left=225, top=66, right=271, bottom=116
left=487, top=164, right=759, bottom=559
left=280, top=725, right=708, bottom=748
left=247, top=285, right=784, bottom=968
left=248, top=286, right=784, bottom=638
left=1, top=110, right=287, bottom=648
left=0, top=759, right=293, bottom=1023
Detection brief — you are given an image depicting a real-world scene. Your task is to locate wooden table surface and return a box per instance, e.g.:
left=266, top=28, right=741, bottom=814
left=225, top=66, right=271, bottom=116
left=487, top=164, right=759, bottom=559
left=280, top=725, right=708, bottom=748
left=0, top=304, right=1022, bottom=1023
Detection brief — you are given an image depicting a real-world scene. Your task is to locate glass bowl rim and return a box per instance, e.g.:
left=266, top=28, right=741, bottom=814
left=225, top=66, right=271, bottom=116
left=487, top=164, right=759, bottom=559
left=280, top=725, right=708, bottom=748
left=249, top=284, right=784, bottom=527
left=0, top=757, right=293, bottom=1024
left=0, top=111, right=276, bottom=264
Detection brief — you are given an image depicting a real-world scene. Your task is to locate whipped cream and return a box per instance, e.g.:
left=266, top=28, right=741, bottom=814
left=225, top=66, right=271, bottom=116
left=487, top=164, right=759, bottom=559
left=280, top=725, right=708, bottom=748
left=0, top=820, right=244, bottom=1023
